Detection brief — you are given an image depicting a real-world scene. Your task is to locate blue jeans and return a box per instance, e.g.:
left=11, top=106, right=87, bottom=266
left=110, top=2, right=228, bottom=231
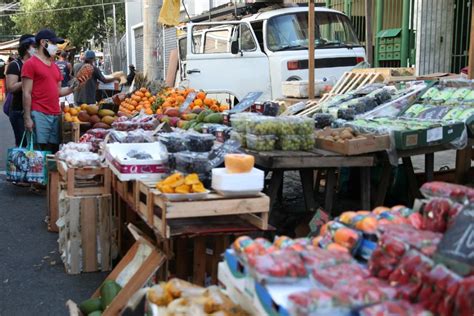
left=9, top=110, right=24, bottom=147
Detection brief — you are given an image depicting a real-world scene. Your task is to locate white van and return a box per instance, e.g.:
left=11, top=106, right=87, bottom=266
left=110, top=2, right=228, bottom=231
left=178, top=6, right=366, bottom=101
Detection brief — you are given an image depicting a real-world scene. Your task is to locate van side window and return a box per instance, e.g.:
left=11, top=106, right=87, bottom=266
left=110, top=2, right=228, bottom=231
left=251, top=21, right=264, bottom=52
left=240, top=24, right=256, bottom=51
left=204, top=29, right=230, bottom=53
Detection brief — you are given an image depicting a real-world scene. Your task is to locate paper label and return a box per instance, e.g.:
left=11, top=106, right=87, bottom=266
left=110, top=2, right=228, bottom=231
left=229, top=92, right=263, bottom=113
left=179, top=91, right=197, bottom=113
left=427, top=127, right=443, bottom=142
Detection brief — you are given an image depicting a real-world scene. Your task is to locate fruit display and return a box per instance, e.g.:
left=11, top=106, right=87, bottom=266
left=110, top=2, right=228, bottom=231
left=119, top=87, right=156, bottom=116
left=184, top=133, right=216, bottom=152
left=369, top=234, right=409, bottom=279
left=108, top=129, right=155, bottom=144
left=79, top=128, right=110, bottom=152
left=174, top=152, right=211, bottom=174
left=55, top=142, right=101, bottom=168
left=224, top=154, right=254, bottom=174
left=316, top=221, right=362, bottom=254
left=158, top=132, right=187, bottom=153
left=146, top=278, right=248, bottom=315
left=64, top=104, right=120, bottom=130
left=156, top=173, right=206, bottom=194
left=111, top=113, right=159, bottom=131
left=247, top=249, right=307, bottom=281
left=245, top=134, right=277, bottom=151
left=315, top=126, right=361, bottom=142
left=78, top=280, right=121, bottom=314
left=311, top=262, right=370, bottom=288
left=153, top=88, right=229, bottom=114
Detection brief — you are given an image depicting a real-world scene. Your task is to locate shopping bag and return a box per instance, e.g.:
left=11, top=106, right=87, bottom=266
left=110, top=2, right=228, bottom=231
left=6, top=132, right=51, bottom=185
left=3, top=92, right=12, bottom=115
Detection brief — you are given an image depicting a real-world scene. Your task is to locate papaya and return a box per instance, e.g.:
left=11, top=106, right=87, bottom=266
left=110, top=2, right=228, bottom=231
left=192, top=183, right=206, bottom=193
left=98, top=109, right=115, bottom=118
left=197, top=110, right=211, bottom=122
left=184, top=173, right=200, bottom=186
left=224, top=154, right=254, bottom=173
left=161, top=173, right=183, bottom=186
left=101, top=116, right=117, bottom=125
left=193, top=123, right=203, bottom=132
left=175, top=184, right=191, bottom=194
left=79, top=297, right=102, bottom=314
left=78, top=111, right=91, bottom=123
left=100, top=280, right=121, bottom=310
left=203, top=113, right=223, bottom=124
left=86, top=105, right=99, bottom=115
left=93, top=122, right=111, bottom=129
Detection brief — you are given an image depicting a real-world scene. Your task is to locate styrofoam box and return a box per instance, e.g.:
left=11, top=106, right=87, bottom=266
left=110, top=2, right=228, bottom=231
left=105, top=142, right=168, bottom=181
left=282, top=80, right=334, bottom=98
left=212, top=168, right=264, bottom=197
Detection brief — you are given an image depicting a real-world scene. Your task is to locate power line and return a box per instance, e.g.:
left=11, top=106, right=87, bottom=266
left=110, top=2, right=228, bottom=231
left=0, top=1, right=125, bottom=18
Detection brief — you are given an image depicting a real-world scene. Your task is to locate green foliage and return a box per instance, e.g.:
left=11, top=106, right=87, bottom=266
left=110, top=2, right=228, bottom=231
left=11, top=0, right=125, bottom=48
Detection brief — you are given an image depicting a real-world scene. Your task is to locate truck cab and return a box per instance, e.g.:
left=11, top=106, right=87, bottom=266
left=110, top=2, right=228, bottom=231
left=178, top=6, right=365, bottom=101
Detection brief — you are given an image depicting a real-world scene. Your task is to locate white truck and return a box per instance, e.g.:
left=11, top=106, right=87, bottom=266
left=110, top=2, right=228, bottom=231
left=178, top=6, right=366, bottom=101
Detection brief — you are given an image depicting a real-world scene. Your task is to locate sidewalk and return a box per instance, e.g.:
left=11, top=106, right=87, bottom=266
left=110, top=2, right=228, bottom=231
left=0, top=111, right=105, bottom=315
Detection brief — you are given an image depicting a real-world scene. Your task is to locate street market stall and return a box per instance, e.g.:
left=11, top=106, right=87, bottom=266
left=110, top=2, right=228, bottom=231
left=34, top=63, right=473, bottom=316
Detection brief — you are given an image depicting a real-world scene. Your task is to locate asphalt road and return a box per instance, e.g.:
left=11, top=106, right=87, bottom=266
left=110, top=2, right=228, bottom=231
left=0, top=110, right=105, bottom=316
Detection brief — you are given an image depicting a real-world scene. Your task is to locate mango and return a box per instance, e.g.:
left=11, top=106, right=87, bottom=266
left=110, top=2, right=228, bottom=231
left=78, top=111, right=90, bottom=123
left=86, top=105, right=99, bottom=115
left=79, top=297, right=102, bottom=314
left=90, top=115, right=101, bottom=124
left=181, top=113, right=198, bottom=121
left=98, top=109, right=115, bottom=118
left=93, top=122, right=111, bottom=129
left=101, top=116, right=117, bottom=125
left=164, top=108, right=179, bottom=118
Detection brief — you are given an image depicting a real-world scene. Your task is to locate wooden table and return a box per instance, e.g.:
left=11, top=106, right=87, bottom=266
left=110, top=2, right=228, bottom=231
left=245, top=149, right=376, bottom=215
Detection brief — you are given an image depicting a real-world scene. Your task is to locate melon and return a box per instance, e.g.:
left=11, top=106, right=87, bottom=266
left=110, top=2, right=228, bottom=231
left=224, top=154, right=254, bottom=174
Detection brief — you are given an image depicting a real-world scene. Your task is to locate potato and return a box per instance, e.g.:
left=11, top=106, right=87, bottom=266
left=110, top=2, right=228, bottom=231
left=340, top=130, right=354, bottom=140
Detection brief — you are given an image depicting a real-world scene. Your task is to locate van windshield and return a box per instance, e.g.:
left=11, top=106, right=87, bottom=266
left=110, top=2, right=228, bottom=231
left=266, top=11, right=360, bottom=52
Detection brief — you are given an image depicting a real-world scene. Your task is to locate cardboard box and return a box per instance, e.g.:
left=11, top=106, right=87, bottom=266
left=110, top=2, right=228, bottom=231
left=315, top=128, right=390, bottom=155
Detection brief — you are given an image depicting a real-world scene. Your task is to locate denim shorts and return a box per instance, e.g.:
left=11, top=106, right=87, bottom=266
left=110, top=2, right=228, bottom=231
left=31, top=110, right=60, bottom=144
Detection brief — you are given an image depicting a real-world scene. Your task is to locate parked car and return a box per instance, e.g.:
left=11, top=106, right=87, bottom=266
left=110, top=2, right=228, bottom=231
left=178, top=6, right=366, bottom=101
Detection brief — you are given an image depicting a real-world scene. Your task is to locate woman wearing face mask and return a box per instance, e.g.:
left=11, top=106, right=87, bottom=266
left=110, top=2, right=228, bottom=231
left=21, top=29, right=76, bottom=153
left=5, top=34, right=36, bottom=147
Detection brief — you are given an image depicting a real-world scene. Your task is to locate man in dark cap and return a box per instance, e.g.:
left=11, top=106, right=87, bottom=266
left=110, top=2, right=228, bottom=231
left=22, top=29, right=77, bottom=152
left=126, top=64, right=136, bottom=85
left=73, top=50, right=116, bottom=105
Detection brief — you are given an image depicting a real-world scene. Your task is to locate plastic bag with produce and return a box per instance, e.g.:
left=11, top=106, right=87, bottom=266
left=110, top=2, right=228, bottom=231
left=368, top=235, right=408, bottom=279
left=389, top=250, right=434, bottom=301
left=288, top=288, right=354, bottom=316
left=453, top=276, right=474, bottom=316
left=318, top=221, right=363, bottom=254
left=359, top=300, right=432, bottom=316
left=417, top=264, right=461, bottom=316
left=420, top=198, right=464, bottom=233
left=336, top=277, right=398, bottom=306
left=247, top=249, right=307, bottom=282
left=420, top=181, right=474, bottom=202
left=311, top=262, right=370, bottom=288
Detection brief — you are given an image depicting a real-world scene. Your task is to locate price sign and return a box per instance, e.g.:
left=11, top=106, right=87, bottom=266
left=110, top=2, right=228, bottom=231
left=434, top=207, right=474, bottom=276
left=229, top=92, right=263, bottom=113
left=179, top=91, right=197, bottom=113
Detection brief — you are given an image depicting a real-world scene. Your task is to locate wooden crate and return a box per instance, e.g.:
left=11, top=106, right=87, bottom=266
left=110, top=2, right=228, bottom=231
left=61, top=121, right=91, bottom=143
left=58, top=194, right=115, bottom=274
left=47, top=170, right=60, bottom=232
left=137, top=181, right=270, bottom=238
left=67, top=224, right=165, bottom=316
left=113, top=175, right=139, bottom=209
left=57, top=160, right=111, bottom=196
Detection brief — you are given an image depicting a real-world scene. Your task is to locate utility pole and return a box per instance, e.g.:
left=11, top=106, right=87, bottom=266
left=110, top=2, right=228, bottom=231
left=113, top=4, right=117, bottom=47
left=308, top=0, right=315, bottom=99
left=143, top=0, right=161, bottom=81
left=365, top=0, right=373, bottom=65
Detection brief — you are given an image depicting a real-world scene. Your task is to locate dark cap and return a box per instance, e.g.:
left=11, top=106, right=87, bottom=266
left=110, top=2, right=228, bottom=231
left=35, top=28, right=65, bottom=44
left=84, top=50, right=96, bottom=60
left=19, top=34, right=35, bottom=47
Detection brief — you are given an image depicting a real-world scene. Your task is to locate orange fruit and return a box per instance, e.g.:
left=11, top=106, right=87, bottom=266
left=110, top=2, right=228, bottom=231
left=194, top=99, right=203, bottom=107
left=156, top=109, right=163, bottom=115
left=176, top=95, right=185, bottom=104
left=131, top=100, right=138, bottom=106
left=145, top=108, right=153, bottom=115
left=204, top=98, right=214, bottom=106
left=197, top=91, right=206, bottom=100
left=145, top=92, right=152, bottom=98
left=355, top=216, right=378, bottom=233
left=139, top=87, right=147, bottom=93
left=333, top=227, right=359, bottom=249
left=219, top=104, right=229, bottom=112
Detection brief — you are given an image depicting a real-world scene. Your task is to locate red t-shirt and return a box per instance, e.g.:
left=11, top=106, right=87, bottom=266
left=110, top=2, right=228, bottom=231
left=22, top=55, right=63, bottom=115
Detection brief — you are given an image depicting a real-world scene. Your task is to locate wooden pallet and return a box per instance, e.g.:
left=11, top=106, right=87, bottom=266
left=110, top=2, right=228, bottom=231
left=57, top=160, right=111, bottom=196
left=137, top=181, right=270, bottom=239
left=58, top=194, right=114, bottom=274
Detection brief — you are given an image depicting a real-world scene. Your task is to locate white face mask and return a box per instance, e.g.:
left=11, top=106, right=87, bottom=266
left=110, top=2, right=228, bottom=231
left=28, top=47, right=36, bottom=56
left=44, top=42, right=58, bottom=56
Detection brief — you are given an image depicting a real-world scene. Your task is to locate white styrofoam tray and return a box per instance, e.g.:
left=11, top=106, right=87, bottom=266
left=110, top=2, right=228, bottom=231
left=212, top=168, right=264, bottom=197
